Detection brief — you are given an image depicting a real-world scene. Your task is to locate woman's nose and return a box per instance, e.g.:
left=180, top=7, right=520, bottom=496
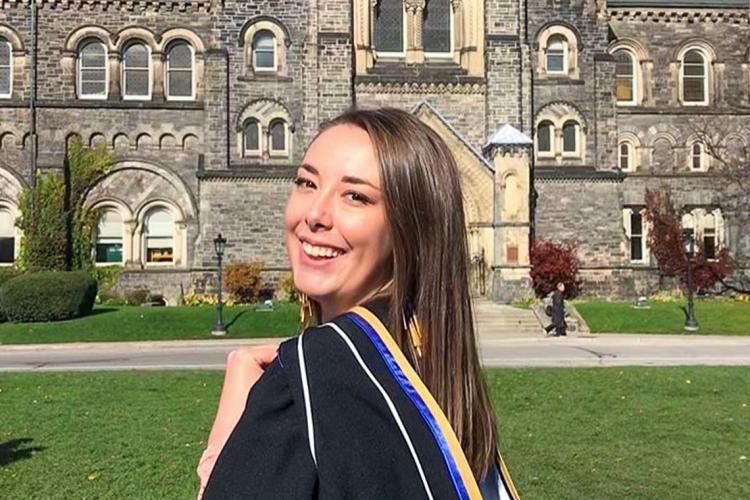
left=305, top=192, right=333, bottom=231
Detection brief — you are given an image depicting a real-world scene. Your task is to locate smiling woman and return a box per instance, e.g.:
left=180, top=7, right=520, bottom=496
left=199, top=108, right=519, bottom=500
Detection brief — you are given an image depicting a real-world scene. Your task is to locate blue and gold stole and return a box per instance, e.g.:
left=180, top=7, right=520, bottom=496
left=345, top=307, right=520, bottom=500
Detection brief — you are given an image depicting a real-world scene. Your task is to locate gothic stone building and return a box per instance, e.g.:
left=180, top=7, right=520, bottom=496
left=0, top=0, right=748, bottom=303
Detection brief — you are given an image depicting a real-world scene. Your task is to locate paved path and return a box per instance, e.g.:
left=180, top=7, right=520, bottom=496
left=2, top=334, right=750, bottom=371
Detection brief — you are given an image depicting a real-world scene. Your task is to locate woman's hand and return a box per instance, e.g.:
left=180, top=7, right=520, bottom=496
left=197, top=344, right=279, bottom=499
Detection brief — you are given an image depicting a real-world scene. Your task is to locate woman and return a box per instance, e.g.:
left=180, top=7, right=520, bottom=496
left=198, top=108, right=519, bottom=499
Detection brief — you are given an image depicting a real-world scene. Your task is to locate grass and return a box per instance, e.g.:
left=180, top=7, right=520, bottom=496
left=1, top=367, right=748, bottom=499
left=0, top=304, right=300, bottom=345
left=576, top=299, right=750, bottom=334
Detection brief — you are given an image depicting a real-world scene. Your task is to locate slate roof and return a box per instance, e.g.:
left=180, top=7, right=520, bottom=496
left=608, top=0, right=749, bottom=8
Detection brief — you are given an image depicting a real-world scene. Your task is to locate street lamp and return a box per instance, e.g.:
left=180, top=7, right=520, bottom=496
left=682, top=229, right=699, bottom=332
left=211, top=233, right=227, bottom=336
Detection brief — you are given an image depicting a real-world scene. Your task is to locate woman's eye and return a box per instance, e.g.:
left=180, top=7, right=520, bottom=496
left=294, top=177, right=315, bottom=189
left=345, top=191, right=371, bottom=204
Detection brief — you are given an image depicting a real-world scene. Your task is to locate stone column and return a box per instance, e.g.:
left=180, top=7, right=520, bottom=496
left=405, top=0, right=425, bottom=64
left=152, top=51, right=165, bottom=102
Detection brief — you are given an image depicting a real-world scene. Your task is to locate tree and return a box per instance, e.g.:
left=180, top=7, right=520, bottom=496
left=644, top=188, right=733, bottom=295
left=529, top=239, right=582, bottom=298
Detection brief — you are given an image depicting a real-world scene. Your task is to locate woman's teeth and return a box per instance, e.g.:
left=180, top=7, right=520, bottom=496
left=302, top=242, right=343, bottom=258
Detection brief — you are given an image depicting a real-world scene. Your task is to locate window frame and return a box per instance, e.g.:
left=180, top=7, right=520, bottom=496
left=624, top=207, right=649, bottom=264
left=164, top=41, right=196, bottom=102
left=121, top=41, right=152, bottom=101
left=252, top=31, right=277, bottom=72
left=561, top=121, right=579, bottom=156
left=545, top=36, right=568, bottom=75
left=614, top=49, right=637, bottom=106
left=681, top=48, right=709, bottom=106
left=536, top=121, right=554, bottom=157
left=243, top=118, right=261, bottom=157
left=143, top=207, right=176, bottom=266
left=690, top=142, right=708, bottom=171
left=423, top=0, right=454, bottom=59
left=619, top=142, right=632, bottom=171
left=77, top=39, right=109, bottom=100
left=94, top=208, right=124, bottom=266
left=268, top=118, right=289, bottom=157
left=373, top=0, right=407, bottom=58
left=0, top=38, right=12, bottom=99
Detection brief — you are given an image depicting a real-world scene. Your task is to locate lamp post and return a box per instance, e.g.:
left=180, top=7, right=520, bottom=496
left=682, top=229, right=699, bottom=332
left=211, top=233, right=227, bottom=336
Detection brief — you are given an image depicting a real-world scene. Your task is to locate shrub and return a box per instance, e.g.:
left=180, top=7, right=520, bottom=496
left=89, top=265, right=123, bottom=302
left=183, top=293, right=235, bottom=307
left=279, top=272, right=299, bottom=302
left=123, top=289, right=149, bottom=306
left=0, top=268, right=21, bottom=322
left=0, top=271, right=97, bottom=322
left=224, top=262, right=263, bottom=303
left=529, top=239, right=582, bottom=298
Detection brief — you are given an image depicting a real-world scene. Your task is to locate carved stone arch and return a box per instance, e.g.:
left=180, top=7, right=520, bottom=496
left=89, top=133, right=107, bottom=148
left=0, top=24, right=25, bottom=52
left=609, top=37, right=649, bottom=61
left=0, top=165, right=27, bottom=202
left=236, top=98, right=293, bottom=131
left=113, top=133, right=130, bottom=151
left=535, top=101, right=587, bottom=131
left=114, top=26, right=159, bottom=52
left=535, top=21, right=582, bottom=48
left=648, top=130, right=679, bottom=149
left=159, top=28, right=206, bottom=54
left=239, top=16, right=292, bottom=48
left=87, top=196, right=134, bottom=221
left=673, top=38, right=717, bottom=63
left=182, top=134, right=199, bottom=151
left=0, top=132, right=17, bottom=150
left=64, top=25, right=116, bottom=52
left=159, top=133, right=177, bottom=149
left=135, top=133, right=153, bottom=150
left=618, top=131, right=641, bottom=148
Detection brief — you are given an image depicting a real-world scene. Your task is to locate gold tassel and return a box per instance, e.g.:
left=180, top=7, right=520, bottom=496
left=405, top=315, right=423, bottom=359
left=299, top=292, right=313, bottom=329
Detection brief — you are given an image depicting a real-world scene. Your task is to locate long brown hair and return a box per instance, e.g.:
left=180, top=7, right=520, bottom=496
left=319, top=107, right=498, bottom=481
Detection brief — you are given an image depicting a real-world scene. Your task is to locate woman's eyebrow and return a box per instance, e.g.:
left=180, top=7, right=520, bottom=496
left=341, top=175, right=378, bottom=189
left=299, top=163, right=318, bottom=175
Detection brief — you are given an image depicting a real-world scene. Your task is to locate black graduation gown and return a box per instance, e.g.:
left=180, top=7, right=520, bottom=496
left=204, top=299, right=519, bottom=500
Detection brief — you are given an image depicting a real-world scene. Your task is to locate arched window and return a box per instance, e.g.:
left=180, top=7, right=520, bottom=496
left=536, top=121, right=553, bottom=154
left=243, top=118, right=261, bottom=155
left=78, top=39, right=108, bottom=99
left=373, top=0, right=405, bottom=55
left=682, top=49, right=707, bottom=105
left=691, top=143, right=705, bottom=171
left=0, top=38, right=11, bottom=98
left=122, top=42, right=151, bottom=99
left=95, top=209, right=123, bottom=264
left=562, top=121, right=578, bottom=154
left=269, top=119, right=287, bottom=154
left=614, top=50, right=636, bottom=105
left=546, top=36, right=567, bottom=74
left=619, top=142, right=632, bottom=171
left=423, top=0, right=452, bottom=55
left=0, top=206, right=15, bottom=264
left=252, top=31, right=276, bottom=71
left=144, top=208, right=174, bottom=263
left=165, top=41, right=194, bottom=100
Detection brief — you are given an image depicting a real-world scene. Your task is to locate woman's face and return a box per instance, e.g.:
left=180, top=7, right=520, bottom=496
left=285, top=124, right=393, bottom=319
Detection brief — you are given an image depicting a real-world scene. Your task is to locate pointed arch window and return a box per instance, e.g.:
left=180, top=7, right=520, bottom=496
left=253, top=31, right=276, bottom=71
left=614, top=50, right=636, bottom=105
left=165, top=41, right=194, bottom=100
left=374, top=0, right=405, bottom=55
left=78, top=39, right=108, bottom=99
left=95, top=209, right=123, bottom=264
left=145, top=208, right=174, bottom=264
left=423, top=0, right=452, bottom=55
left=682, top=49, right=708, bottom=105
left=0, top=38, right=11, bottom=98
left=122, top=42, right=151, bottom=100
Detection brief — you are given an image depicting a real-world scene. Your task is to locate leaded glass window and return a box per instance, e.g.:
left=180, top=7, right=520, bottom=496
left=166, top=41, right=193, bottom=100
left=615, top=50, right=635, bottom=104
left=270, top=119, right=286, bottom=152
left=123, top=42, right=150, bottom=99
left=537, top=122, right=553, bottom=153
left=78, top=40, right=107, bottom=98
left=253, top=32, right=276, bottom=70
left=374, top=0, right=404, bottom=54
left=244, top=119, right=260, bottom=153
left=682, top=49, right=707, bottom=104
left=0, top=39, right=11, bottom=98
left=423, top=0, right=451, bottom=54
left=562, top=121, right=577, bottom=153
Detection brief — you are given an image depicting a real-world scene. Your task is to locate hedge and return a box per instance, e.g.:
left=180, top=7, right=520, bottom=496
left=0, top=268, right=21, bottom=322
left=0, top=271, right=98, bottom=322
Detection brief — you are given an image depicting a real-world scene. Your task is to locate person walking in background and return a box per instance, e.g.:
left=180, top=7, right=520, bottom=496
left=545, top=282, right=567, bottom=337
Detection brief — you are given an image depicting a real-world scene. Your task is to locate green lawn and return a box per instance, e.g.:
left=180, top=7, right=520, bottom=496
left=576, top=300, right=750, bottom=334
left=1, top=367, right=748, bottom=499
left=0, top=304, right=299, bottom=345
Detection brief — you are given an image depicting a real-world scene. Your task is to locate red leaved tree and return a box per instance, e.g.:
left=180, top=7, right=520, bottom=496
left=529, top=239, right=582, bottom=298
left=644, top=188, right=733, bottom=294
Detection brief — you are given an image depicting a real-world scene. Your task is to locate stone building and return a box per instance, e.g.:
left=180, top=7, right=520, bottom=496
left=0, top=0, right=748, bottom=303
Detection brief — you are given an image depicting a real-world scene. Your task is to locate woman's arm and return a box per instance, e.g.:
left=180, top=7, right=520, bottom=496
left=197, top=344, right=279, bottom=499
